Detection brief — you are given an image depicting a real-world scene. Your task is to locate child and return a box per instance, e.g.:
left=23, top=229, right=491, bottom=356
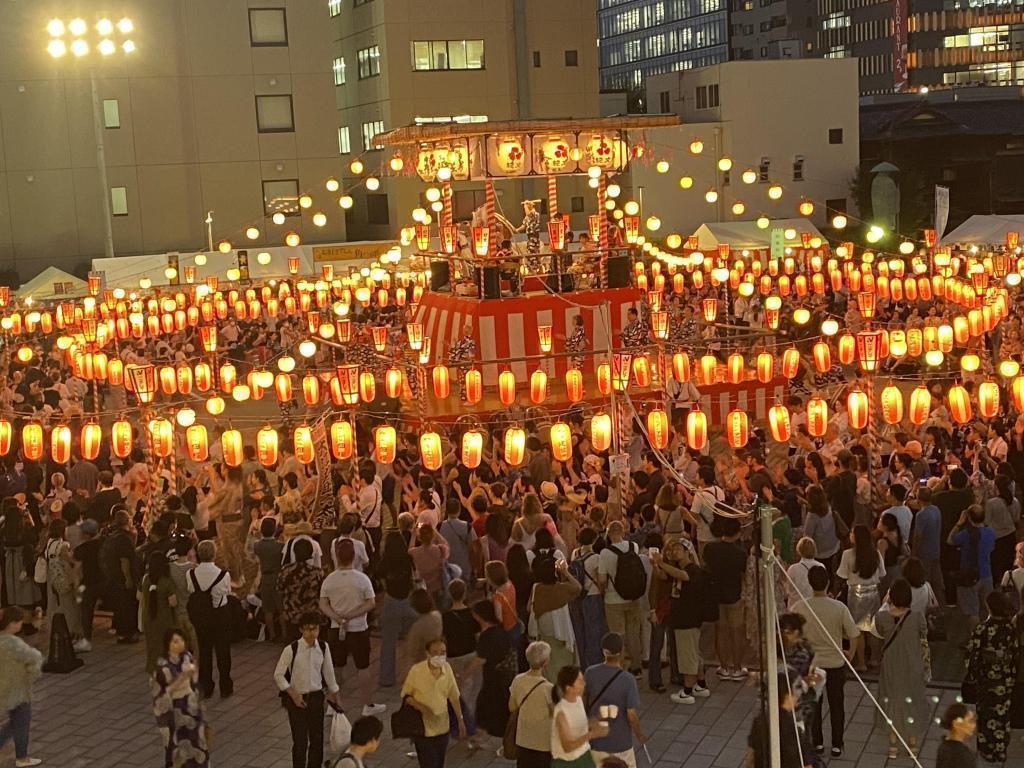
left=253, top=517, right=284, bottom=641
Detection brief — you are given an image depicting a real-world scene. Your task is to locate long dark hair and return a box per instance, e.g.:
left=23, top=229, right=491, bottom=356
left=147, top=551, right=170, bottom=619
left=996, top=474, right=1015, bottom=507
left=806, top=485, right=829, bottom=518
left=852, top=525, right=878, bottom=580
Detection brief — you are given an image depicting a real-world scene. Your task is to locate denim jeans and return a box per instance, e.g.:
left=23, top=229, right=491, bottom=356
left=570, top=593, right=608, bottom=670
left=378, top=595, right=417, bottom=687
left=0, top=702, right=31, bottom=759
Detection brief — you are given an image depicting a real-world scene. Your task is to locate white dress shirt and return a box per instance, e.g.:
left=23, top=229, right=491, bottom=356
left=187, top=561, right=231, bottom=608
left=329, top=535, right=369, bottom=573
left=274, top=638, right=340, bottom=695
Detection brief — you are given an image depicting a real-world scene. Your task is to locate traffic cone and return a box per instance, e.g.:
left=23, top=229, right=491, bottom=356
left=43, top=613, right=84, bottom=673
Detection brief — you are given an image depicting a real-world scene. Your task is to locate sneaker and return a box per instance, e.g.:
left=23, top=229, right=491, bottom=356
left=362, top=703, right=387, bottom=716
left=692, top=684, right=711, bottom=698
left=831, top=746, right=843, bottom=757
left=116, top=633, right=139, bottom=644
left=716, top=667, right=734, bottom=680
left=73, top=639, right=92, bottom=653
left=16, top=759, right=43, bottom=767
left=730, top=667, right=749, bottom=681
left=670, top=690, right=696, bottom=705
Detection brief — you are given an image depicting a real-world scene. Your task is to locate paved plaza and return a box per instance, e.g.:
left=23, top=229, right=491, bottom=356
left=8, top=616, right=1024, bottom=768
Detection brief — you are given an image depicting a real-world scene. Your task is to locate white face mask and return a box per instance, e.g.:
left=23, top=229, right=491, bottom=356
left=428, top=654, right=446, bottom=669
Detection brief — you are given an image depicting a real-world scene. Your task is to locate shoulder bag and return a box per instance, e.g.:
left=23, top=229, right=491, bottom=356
left=503, top=679, right=546, bottom=759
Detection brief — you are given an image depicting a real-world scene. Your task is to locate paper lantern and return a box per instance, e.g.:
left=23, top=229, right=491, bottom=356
left=303, top=374, right=321, bottom=406
left=726, top=354, right=745, bottom=385
left=150, top=419, right=174, bottom=459
left=597, top=363, right=612, bottom=395
left=194, top=363, right=212, bottom=392
left=465, top=369, right=483, bottom=404
left=275, top=374, right=293, bottom=403
left=219, top=363, right=237, bottom=394
left=856, top=330, right=884, bottom=372
left=221, top=428, right=243, bottom=466
left=206, top=396, right=225, bottom=416
left=648, top=409, right=670, bottom=450
left=294, top=426, right=314, bottom=465
left=0, top=420, right=11, bottom=457
left=359, top=372, right=376, bottom=403
left=126, top=363, right=157, bottom=403
left=22, top=423, right=44, bottom=461
left=837, top=333, right=856, bottom=365
left=978, top=380, right=999, bottom=419
left=591, top=413, right=612, bottom=452
left=257, top=426, right=279, bottom=467
left=108, top=358, right=124, bottom=387
left=806, top=396, right=828, bottom=438
left=80, top=422, right=101, bottom=461
left=498, top=370, right=516, bottom=406
left=699, top=354, right=718, bottom=386
left=176, top=365, right=193, bottom=395
left=111, top=419, right=132, bottom=458
left=725, top=410, right=749, bottom=449
left=384, top=367, right=404, bottom=399
left=538, top=324, right=553, bottom=352
left=504, top=427, right=526, bottom=466
left=768, top=404, right=791, bottom=442
left=781, top=348, right=800, bottom=379
left=756, top=353, right=774, bottom=384
left=702, top=298, right=719, bottom=322
left=812, top=342, right=831, bottom=373
left=375, top=426, right=397, bottom=464
left=907, top=328, right=923, bottom=357
left=50, top=425, right=72, bottom=464
left=185, top=425, right=208, bottom=463
left=530, top=369, right=548, bottom=404
left=651, top=311, right=668, bottom=340
left=330, top=421, right=354, bottom=460
left=420, top=432, right=443, bottom=471
left=947, top=383, right=972, bottom=424
left=685, top=407, right=707, bottom=451
left=847, top=389, right=869, bottom=430
left=632, top=356, right=651, bottom=387
left=565, top=369, right=584, bottom=402
left=880, top=385, right=904, bottom=425
left=337, top=364, right=360, bottom=405
left=1012, top=376, right=1024, bottom=412
left=672, top=352, right=691, bottom=383
left=461, top=430, right=483, bottom=469
left=550, top=422, right=573, bottom=462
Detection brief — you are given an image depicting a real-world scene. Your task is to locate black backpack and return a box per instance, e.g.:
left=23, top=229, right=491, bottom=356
left=609, top=542, right=647, bottom=601
left=99, top=530, right=125, bottom=584
left=187, top=569, right=228, bottom=628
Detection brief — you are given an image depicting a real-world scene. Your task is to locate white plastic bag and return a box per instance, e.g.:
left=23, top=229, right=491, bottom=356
left=329, top=708, right=352, bottom=753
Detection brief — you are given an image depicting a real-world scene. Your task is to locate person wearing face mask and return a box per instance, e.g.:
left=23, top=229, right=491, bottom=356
left=401, top=637, right=467, bottom=768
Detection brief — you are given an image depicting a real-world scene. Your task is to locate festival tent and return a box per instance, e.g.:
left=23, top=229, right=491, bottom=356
left=690, top=219, right=827, bottom=251
left=940, top=214, right=1024, bottom=246
left=17, top=266, right=88, bottom=301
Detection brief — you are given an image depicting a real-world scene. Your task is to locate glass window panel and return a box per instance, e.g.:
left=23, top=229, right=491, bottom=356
left=111, top=187, right=128, bottom=216
left=263, top=179, right=299, bottom=216
left=413, top=42, right=431, bottom=70
left=249, top=9, right=288, bottom=46
left=256, top=95, right=294, bottom=132
left=448, top=40, right=468, bottom=70
left=466, top=40, right=484, bottom=68
left=103, top=99, right=120, bottom=128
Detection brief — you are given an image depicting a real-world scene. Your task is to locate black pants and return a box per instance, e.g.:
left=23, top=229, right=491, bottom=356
left=941, top=542, right=960, bottom=605
left=196, top=612, right=232, bottom=697
left=810, top=665, right=847, bottom=748
left=412, top=733, right=450, bottom=768
left=992, top=533, right=1016, bottom=588
left=107, top=583, right=138, bottom=637
left=285, top=690, right=325, bottom=768
left=79, top=584, right=102, bottom=640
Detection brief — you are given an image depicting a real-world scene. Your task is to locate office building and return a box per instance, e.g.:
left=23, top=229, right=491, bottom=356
left=728, top=0, right=818, bottom=62
left=0, top=0, right=345, bottom=282
left=637, top=59, right=860, bottom=237
left=331, top=0, right=600, bottom=241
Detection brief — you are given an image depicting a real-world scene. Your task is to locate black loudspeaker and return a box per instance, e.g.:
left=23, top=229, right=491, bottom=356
left=477, top=266, right=500, bottom=299
left=429, top=258, right=451, bottom=292
left=606, top=253, right=631, bottom=288
left=546, top=253, right=573, bottom=293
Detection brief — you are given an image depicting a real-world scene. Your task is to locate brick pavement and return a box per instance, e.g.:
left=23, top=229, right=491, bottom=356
left=6, top=620, right=1024, bottom=768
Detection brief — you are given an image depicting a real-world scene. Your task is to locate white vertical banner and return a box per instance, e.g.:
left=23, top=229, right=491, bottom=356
left=935, top=185, right=950, bottom=239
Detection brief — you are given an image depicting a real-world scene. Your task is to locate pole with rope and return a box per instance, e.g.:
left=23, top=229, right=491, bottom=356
left=484, top=178, right=497, bottom=258
left=757, top=496, right=781, bottom=768
left=597, top=174, right=609, bottom=288
left=442, top=181, right=454, bottom=228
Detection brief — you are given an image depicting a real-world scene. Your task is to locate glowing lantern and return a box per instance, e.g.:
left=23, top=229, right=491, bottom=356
left=504, top=427, right=527, bottom=466
left=768, top=404, right=791, bottom=442
left=907, top=329, right=923, bottom=357
left=530, top=369, right=548, bottom=404
left=699, top=354, right=718, bottom=386
left=384, top=367, right=404, bottom=399
left=220, top=429, right=243, bottom=466
left=648, top=409, right=670, bottom=450
left=702, top=298, right=718, bottom=322
left=337, top=364, right=360, bottom=405
left=111, top=419, right=132, bottom=458
left=219, top=363, right=237, bottom=393
left=206, top=396, right=225, bottom=416
left=632, top=356, right=651, bottom=387
left=847, top=389, right=869, bottom=430
left=756, top=353, right=774, bottom=384
left=961, top=353, right=980, bottom=373
left=126, top=363, right=157, bottom=404
left=948, top=383, right=972, bottom=424
left=978, top=380, right=999, bottom=419
left=856, top=330, right=884, bottom=372
left=51, top=425, right=72, bottom=464
left=880, top=385, right=903, bottom=425
left=375, top=426, right=397, bottom=464
left=330, top=421, right=354, bottom=460
left=465, top=370, right=483, bottom=404
left=591, top=413, right=612, bottom=452
left=185, top=425, right=209, bottom=463
left=781, top=348, right=800, bottom=379
left=685, top=407, right=707, bottom=451
left=550, top=422, right=573, bottom=462
left=1012, top=376, right=1024, bottom=411
left=806, top=396, right=828, bottom=438
left=275, top=374, right=293, bottom=402
left=727, top=353, right=745, bottom=384
left=150, top=419, right=174, bottom=459
left=672, top=353, right=691, bottom=383
left=498, top=370, right=516, bottom=406
left=176, top=366, right=194, bottom=395
left=462, top=430, right=483, bottom=469
left=725, top=410, right=749, bottom=449
left=565, top=369, right=584, bottom=402
left=108, top=358, right=124, bottom=387
left=256, top=426, right=279, bottom=467
left=812, top=342, right=831, bottom=373
left=80, top=422, right=101, bottom=461
left=416, top=431, right=441, bottom=471
left=20, top=424, right=43, bottom=462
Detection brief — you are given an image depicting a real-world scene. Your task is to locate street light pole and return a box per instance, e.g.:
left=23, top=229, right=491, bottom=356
left=205, top=211, right=215, bottom=252
left=89, top=69, right=115, bottom=260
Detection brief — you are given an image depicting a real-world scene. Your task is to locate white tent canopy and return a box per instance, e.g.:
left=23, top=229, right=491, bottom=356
left=940, top=214, right=1024, bottom=246
left=691, top=218, right=827, bottom=250
left=17, top=266, right=88, bottom=301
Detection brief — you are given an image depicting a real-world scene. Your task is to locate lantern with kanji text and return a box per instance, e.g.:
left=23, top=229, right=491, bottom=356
left=462, top=430, right=484, bottom=469
left=648, top=408, right=670, bottom=450
left=420, top=432, right=443, bottom=471
left=550, top=422, right=573, bottom=462
left=591, top=413, right=612, bottom=452
left=847, top=388, right=869, bottom=430
left=806, top=396, right=828, bottom=438
left=726, top=410, right=749, bottom=449
left=504, top=427, right=526, bottom=466
left=768, top=404, right=791, bottom=442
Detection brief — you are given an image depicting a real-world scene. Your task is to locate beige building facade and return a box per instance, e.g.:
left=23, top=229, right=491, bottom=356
left=331, top=0, right=602, bottom=241
left=0, top=0, right=344, bottom=282
left=634, top=59, right=860, bottom=239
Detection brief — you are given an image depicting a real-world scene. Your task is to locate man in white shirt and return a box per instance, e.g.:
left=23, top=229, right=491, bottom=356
left=281, top=523, right=323, bottom=569
left=339, top=465, right=382, bottom=570
left=319, top=539, right=386, bottom=718
left=274, top=613, right=341, bottom=768
left=187, top=540, right=233, bottom=698
left=785, top=537, right=825, bottom=610
left=330, top=515, right=370, bottom=573
left=880, top=483, right=913, bottom=544
left=597, top=521, right=647, bottom=675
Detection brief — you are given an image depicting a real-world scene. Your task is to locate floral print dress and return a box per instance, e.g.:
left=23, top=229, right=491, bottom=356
left=965, top=616, right=1019, bottom=763
left=151, top=652, right=209, bottom=768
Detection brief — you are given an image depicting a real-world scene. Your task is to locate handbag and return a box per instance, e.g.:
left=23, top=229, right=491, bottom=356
left=391, top=700, right=425, bottom=739
left=503, top=679, right=546, bottom=759
left=328, top=701, right=353, bottom=753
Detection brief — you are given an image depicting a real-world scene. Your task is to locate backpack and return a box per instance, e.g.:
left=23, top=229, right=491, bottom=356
left=280, top=638, right=329, bottom=706
left=609, top=542, right=647, bottom=601
left=568, top=552, right=594, bottom=591
left=99, top=530, right=125, bottom=584
left=187, top=568, right=228, bottom=628
left=46, top=542, right=73, bottom=595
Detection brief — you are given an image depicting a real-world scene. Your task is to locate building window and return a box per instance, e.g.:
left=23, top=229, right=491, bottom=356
left=328, top=0, right=342, bottom=16
left=659, top=90, right=670, bottom=113
left=354, top=0, right=374, bottom=4
left=828, top=128, right=843, bottom=144
left=256, top=95, right=294, bottom=132
left=110, top=187, right=128, bottom=216
left=760, top=46, right=768, bottom=57
left=361, top=120, right=385, bottom=151
left=263, top=179, right=299, bottom=217
left=367, top=193, right=389, bottom=225
left=533, top=51, right=541, bottom=67
left=358, top=45, right=381, bottom=78
left=338, top=126, right=351, bottom=154
left=565, top=50, right=579, bottom=66
left=792, top=155, right=804, bottom=181
left=826, top=198, right=847, bottom=218
left=411, top=40, right=485, bottom=71
left=333, top=57, right=347, bottom=85
left=249, top=8, right=288, bottom=47
left=570, top=196, right=584, bottom=213
left=695, top=84, right=719, bottom=109
left=759, top=157, right=770, bottom=182
left=414, top=114, right=488, bottom=124
left=103, top=99, right=120, bottom=128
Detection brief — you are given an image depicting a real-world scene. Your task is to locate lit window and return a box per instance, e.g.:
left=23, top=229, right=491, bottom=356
left=338, top=126, right=351, bottom=154
left=263, top=179, right=299, bottom=217
left=333, top=57, right=346, bottom=85
left=103, top=99, right=120, bottom=128
left=249, top=8, right=288, bottom=47
left=411, top=40, right=485, bottom=71
left=256, top=95, right=294, bottom=133
left=358, top=45, right=381, bottom=78
left=361, top=120, right=384, bottom=151
left=111, top=187, right=128, bottom=216
left=328, top=0, right=342, bottom=16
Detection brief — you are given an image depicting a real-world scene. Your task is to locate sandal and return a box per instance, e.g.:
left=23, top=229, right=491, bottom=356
left=887, top=746, right=899, bottom=759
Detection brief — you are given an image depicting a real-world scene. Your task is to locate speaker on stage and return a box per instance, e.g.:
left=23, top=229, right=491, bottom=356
left=606, top=253, right=631, bottom=288
left=546, top=253, right=573, bottom=293
left=477, top=266, right=500, bottom=299
left=429, top=258, right=451, bottom=292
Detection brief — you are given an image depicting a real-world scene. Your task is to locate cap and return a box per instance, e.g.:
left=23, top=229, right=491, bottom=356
left=80, top=519, right=99, bottom=535
left=601, top=632, right=624, bottom=655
